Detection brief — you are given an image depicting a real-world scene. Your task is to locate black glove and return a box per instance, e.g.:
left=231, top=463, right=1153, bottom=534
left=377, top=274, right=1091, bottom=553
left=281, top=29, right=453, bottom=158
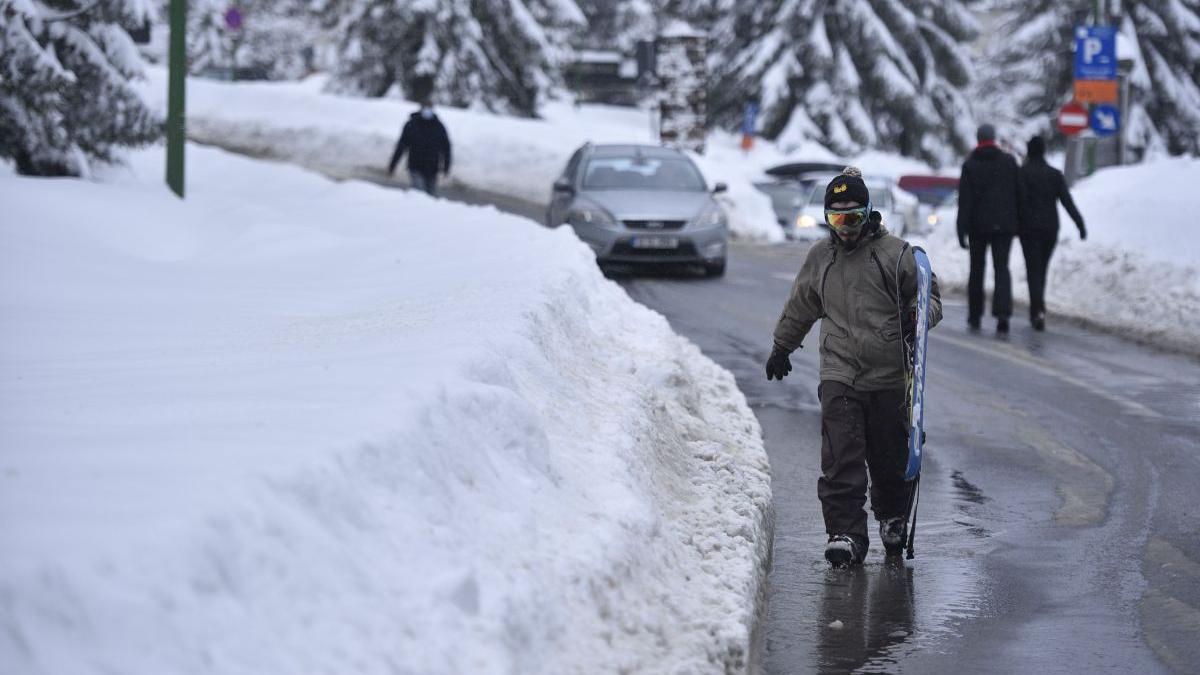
left=958, top=234, right=969, bottom=250
left=1078, top=224, right=1087, bottom=241
left=765, top=344, right=794, bottom=381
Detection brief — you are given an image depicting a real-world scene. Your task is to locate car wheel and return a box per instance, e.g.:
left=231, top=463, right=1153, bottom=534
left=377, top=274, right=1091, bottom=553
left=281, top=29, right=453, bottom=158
left=704, top=259, right=726, bottom=278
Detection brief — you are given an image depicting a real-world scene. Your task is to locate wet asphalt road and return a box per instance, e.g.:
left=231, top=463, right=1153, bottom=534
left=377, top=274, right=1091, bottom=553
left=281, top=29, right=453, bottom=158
left=197, top=143, right=1200, bottom=673
left=616, top=242, right=1200, bottom=674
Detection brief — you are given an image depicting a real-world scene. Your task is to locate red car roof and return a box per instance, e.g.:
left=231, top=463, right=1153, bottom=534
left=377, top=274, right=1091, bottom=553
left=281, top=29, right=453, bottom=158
left=898, top=175, right=959, bottom=190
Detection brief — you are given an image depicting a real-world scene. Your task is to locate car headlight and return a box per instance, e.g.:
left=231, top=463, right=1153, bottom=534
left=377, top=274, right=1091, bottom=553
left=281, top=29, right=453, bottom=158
left=927, top=214, right=939, bottom=226
left=797, top=214, right=818, bottom=229
left=566, top=203, right=618, bottom=228
left=692, top=202, right=727, bottom=228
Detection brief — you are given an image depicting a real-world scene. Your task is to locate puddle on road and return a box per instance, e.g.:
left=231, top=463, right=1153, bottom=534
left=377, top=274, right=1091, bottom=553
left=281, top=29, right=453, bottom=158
left=761, top=466, right=997, bottom=674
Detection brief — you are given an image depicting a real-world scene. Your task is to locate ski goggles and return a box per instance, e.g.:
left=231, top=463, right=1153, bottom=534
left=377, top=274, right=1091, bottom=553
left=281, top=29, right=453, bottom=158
left=824, top=206, right=870, bottom=231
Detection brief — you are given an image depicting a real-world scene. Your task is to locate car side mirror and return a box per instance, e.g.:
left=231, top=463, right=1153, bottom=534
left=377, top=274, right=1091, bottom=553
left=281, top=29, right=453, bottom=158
left=553, top=178, right=575, bottom=195
left=712, top=182, right=728, bottom=194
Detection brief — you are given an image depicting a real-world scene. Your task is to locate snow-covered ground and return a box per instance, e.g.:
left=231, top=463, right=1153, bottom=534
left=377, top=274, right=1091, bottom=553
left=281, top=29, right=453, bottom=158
left=914, top=156, right=1200, bottom=355
left=138, top=69, right=784, bottom=242
left=0, top=145, right=772, bottom=674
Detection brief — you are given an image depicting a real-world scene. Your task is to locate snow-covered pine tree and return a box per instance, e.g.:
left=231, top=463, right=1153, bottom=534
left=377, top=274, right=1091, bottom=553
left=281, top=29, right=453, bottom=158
left=315, top=0, right=586, bottom=116
left=702, top=0, right=982, bottom=166
left=1, top=0, right=161, bottom=176
left=988, top=1, right=1200, bottom=156
left=185, top=0, right=316, bottom=80
left=576, top=0, right=654, bottom=50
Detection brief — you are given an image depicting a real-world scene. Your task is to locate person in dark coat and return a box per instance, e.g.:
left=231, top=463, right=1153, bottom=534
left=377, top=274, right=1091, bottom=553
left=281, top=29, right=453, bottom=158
left=1018, top=136, right=1086, bottom=331
left=957, top=123, right=1021, bottom=334
left=388, top=99, right=451, bottom=196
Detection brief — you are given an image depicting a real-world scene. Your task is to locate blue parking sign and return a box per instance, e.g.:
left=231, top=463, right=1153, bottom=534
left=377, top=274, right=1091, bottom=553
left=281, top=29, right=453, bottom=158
left=1074, top=25, right=1117, bottom=80
left=741, top=101, right=759, bottom=136
left=1090, top=103, right=1121, bottom=137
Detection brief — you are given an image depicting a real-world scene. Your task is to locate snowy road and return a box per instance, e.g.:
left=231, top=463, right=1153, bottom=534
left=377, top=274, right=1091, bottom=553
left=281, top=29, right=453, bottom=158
left=618, top=242, right=1200, bottom=674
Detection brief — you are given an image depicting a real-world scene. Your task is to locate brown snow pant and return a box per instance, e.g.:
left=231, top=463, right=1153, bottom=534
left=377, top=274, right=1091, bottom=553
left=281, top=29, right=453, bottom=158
left=818, top=381, right=911, bottom=541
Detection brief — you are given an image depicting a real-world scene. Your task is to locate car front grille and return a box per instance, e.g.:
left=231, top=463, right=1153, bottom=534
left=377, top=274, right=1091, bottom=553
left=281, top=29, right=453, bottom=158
left=623, top=219, right=687, bottom=230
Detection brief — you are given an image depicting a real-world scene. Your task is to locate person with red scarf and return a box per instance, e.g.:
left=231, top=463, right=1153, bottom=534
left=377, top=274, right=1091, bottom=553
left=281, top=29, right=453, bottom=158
left=956, top=124, right=1022, bottom=334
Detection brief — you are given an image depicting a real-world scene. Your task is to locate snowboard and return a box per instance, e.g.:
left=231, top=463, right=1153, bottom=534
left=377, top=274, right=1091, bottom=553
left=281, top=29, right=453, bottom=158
left=904, top=247, right=933, bottom=481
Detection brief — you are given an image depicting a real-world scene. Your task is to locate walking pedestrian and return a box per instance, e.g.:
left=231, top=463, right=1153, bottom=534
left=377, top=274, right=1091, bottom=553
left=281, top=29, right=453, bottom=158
left=387, top=99, right=451, bottom=197
left=957, top=123, right=1021, bottom=334
left=1018, top=135, right=1086, bottom=331
left=765, top=167, right=943, bottom=567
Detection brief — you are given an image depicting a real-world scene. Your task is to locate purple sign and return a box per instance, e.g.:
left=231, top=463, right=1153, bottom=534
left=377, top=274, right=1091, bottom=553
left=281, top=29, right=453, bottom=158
left=224, top=7, right=243, bottom=31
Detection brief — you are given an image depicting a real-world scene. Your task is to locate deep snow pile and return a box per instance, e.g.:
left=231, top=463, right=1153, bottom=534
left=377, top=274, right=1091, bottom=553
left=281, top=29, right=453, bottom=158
left=0, top=146, right=772, bottom=673
left=914, top=156, right=1200, bottom=355
left=137, top=69, right=783, bottom=242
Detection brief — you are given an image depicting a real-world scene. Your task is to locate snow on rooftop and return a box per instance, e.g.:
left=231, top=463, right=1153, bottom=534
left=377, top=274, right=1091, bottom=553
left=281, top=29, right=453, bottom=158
left=574, top=49, right=623, bottom=64
left=660, top=19, right=706, bottom=39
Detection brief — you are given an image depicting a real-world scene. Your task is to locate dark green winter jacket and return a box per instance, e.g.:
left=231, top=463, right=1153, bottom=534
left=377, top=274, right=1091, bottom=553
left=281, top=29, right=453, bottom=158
left=773, top=227, right=943, bottom=391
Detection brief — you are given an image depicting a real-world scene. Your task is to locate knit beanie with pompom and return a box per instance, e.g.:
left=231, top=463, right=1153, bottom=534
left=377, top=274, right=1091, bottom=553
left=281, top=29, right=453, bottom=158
left=824, top=166, right=871, bottom=209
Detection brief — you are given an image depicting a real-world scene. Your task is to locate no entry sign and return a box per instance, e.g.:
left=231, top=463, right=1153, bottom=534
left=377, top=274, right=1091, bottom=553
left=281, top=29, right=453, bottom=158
left=1058, top=102, right=1089, bottom=136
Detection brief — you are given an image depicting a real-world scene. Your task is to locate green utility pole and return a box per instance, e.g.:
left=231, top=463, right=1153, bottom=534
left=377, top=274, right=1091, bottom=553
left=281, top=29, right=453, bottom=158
left=166, top=0, right=186, bottom=198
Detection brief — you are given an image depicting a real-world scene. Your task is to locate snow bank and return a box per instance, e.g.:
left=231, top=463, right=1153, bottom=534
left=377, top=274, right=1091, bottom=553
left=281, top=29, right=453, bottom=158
left=137, top=70, right=783, bottom=242
left=913, top=157, right=1200, bottom=355
left=0, top=145, right=772, bottom=673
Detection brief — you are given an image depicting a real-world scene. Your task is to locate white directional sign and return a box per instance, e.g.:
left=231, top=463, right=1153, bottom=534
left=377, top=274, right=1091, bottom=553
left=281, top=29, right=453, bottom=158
left=1090, top=103, right=1121, bottom=137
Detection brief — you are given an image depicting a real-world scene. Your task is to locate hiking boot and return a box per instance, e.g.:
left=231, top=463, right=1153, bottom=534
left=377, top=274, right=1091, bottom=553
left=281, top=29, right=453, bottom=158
left=825, top=534, right=868, bottom=568
left=879, top=517, right=907, bottom=556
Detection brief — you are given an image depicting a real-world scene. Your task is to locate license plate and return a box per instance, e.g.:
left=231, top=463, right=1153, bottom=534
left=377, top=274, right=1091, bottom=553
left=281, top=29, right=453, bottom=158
left=630, top=236, right=680, bottom=249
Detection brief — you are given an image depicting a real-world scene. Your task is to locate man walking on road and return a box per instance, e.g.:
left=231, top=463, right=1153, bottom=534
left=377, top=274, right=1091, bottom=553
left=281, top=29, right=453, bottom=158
left=388, top=99, right=451, bottom=197
left=957, top=123, right=1020, bottom=334
left=1018, top=135, right=1086, bottom=331
left=765, top=167, right=943, bottom=567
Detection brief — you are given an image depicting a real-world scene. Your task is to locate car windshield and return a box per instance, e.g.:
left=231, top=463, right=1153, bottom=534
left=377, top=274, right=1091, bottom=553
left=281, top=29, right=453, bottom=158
left=809, top=182, right=891, bottom=209
left=582, top=156, right=706, bottom=191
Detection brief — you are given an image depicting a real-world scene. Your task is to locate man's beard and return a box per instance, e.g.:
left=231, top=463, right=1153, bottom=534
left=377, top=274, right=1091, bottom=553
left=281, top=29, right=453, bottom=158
left=837, top=227, right=863, bottom=248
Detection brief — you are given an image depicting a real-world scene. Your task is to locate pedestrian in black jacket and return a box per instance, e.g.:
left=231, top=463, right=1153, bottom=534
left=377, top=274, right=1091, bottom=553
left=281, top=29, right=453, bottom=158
left=388, top=100, right=451, bottom=196
left=1018, top=136, right=1086, bottom=331
left=957, top=123, right=1021, bottom=333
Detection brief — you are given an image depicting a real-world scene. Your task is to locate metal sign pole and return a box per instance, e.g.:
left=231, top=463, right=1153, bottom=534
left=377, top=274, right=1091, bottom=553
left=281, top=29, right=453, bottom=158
left=166, top=0, right=186, bottom=198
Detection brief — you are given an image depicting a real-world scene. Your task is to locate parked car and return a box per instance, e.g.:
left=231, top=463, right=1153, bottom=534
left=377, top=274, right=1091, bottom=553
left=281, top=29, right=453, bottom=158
left=546, top=143, right=729, bottom=276
left=792, top=175, right=919, bottom=238
left=754, top=161, right=847, bottom=238
left=763, top=161, right=848, bottom=179
left=753, top=178, right=805, bottom=229
left=924, top=192, right=957, bottom=233
left=898, top=175, right=959, bottom=235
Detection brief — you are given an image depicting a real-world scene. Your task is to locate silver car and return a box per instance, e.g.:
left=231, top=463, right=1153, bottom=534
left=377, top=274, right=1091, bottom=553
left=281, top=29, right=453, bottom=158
left=546, top=143, right=729, bottom=277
